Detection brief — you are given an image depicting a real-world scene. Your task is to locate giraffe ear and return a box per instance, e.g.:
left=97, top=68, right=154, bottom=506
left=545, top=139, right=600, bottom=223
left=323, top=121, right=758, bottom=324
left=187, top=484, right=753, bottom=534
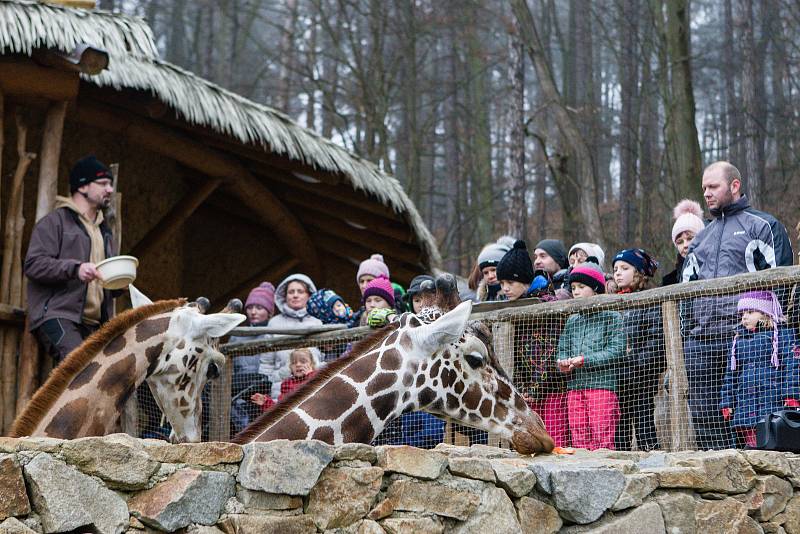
left=411, top=300, right=472, bottom=354
left=190, top=312, right=247, bottom=338
left=129, top=285, right=153, bottom=308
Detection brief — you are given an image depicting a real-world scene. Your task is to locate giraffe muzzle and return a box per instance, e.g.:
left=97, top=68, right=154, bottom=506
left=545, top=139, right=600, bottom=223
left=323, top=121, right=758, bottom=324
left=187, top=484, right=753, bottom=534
left=511, top=414, right=555, bottom=454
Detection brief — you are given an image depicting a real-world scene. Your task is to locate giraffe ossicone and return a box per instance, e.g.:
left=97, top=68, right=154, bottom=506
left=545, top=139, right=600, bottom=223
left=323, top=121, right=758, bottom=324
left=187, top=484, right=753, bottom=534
left=235, top=298, right=555, bottom=454
left=11, top=288, right=245, bottom=443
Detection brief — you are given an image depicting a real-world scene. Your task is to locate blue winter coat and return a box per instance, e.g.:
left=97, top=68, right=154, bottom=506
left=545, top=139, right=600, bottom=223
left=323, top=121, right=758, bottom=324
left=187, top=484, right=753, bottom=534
left=720, top=325, right=800, bottom=428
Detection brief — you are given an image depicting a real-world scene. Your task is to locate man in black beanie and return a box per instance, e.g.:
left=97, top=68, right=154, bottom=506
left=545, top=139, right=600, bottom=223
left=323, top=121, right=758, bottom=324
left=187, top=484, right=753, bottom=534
left=533, top=239, right=569, bottom=275
left=24, top=155, right=117, bottom=364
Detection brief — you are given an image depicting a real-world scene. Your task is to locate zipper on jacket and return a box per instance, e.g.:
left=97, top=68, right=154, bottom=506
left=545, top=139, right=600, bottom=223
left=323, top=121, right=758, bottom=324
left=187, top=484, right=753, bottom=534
left=713, top=211, right=726, bottom=278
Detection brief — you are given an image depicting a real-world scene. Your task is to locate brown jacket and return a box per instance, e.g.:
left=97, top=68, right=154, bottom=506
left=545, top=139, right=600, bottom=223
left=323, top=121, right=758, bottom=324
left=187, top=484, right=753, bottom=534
left=24, top=206, right=116, bottom=331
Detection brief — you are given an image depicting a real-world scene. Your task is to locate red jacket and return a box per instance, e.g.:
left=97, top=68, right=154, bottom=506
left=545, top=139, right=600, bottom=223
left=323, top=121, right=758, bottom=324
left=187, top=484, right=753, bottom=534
left=261, top=370, right=317, bottom=412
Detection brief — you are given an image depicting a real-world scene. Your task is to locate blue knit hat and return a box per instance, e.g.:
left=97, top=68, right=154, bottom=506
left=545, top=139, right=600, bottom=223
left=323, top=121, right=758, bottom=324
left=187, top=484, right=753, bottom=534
left=307, top=288, right=353, bottom=324
left=613, top=248, right=659, bottom=277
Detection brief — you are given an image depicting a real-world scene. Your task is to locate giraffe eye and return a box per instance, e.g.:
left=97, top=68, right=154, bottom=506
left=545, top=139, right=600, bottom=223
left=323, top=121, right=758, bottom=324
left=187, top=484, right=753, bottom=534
left=206, top=362, right=220, bottom=380
left=465, top=352, right=484, bottom=369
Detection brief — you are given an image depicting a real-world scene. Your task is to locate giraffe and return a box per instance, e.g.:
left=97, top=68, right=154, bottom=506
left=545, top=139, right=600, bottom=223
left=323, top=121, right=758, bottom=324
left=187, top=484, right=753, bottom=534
left=10, top=287, right=245, bottom=442
left=233, top=298, right=555, bottom=454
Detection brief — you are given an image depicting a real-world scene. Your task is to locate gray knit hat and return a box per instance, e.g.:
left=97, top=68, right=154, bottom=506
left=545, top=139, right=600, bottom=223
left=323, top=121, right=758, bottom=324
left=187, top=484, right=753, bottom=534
left=477, top=236, right=516, bottom=270
left=535, top=239, right=569, bottom=269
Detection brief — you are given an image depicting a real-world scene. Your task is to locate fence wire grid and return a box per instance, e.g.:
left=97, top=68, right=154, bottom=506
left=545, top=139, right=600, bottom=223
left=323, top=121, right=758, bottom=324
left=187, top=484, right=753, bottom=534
left=133, top=267, right=800, bottom=451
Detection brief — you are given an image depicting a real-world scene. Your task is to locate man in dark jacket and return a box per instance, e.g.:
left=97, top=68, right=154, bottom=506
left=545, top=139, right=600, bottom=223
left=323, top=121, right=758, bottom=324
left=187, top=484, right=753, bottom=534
left=681, top=161, right=793, bottom=449
left=25, top=155, right=117, bottom=363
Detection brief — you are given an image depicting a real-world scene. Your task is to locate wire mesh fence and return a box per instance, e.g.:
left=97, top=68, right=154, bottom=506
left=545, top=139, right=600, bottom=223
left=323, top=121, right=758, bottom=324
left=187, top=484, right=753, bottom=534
left=131, top=266, right=800, bottom=451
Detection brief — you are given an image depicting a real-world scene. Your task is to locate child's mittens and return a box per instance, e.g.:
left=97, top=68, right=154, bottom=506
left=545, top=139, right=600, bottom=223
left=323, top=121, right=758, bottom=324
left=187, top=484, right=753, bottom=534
left=572, top=355, right=585, bottom=368
left=367, top=308, right=395, bottom=328
left=785, top=399, right=800, bottom=408
left=557, top=359, right=572, bottom=373
left=721, top=407, right=732, bottom=420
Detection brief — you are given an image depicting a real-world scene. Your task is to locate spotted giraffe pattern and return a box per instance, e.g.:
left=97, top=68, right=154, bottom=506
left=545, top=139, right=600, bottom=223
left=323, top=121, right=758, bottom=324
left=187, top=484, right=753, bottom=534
left=14, top=302, right=244, bottom=443
left=236, top=302, right=554, bottom=453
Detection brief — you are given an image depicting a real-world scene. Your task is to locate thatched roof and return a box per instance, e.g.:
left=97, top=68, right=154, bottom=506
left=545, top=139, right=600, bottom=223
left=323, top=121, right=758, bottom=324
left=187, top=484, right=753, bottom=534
left=0, top=0, right=441, bottom=267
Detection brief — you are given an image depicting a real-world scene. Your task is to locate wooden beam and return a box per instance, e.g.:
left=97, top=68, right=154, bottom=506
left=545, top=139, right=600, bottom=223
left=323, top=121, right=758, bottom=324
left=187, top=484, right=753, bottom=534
left=211, top=257, right=300, bottom=311
left=0, top=304, right=25, bottom=326
left=252, top=163, right=405, bottom=222
left=0, top=59, right=79, bottom=101
left=129, top=178, right=222, bottom=259
left=72, top=100, right=321, bottom=280
left=311, top=233, right=422, bottom=286
left=272, top=185, right=413, bottom=242
left=35, top=100, right=68, bottom=221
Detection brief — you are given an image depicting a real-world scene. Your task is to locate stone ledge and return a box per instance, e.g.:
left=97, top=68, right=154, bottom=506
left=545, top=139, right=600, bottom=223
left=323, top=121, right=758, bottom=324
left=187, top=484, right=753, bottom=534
left=1, top=436, right=799, bottom=533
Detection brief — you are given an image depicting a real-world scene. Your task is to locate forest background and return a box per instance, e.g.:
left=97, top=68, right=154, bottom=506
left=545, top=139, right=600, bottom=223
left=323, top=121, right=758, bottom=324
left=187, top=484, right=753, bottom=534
left=101, top=0, right=800, bottom=275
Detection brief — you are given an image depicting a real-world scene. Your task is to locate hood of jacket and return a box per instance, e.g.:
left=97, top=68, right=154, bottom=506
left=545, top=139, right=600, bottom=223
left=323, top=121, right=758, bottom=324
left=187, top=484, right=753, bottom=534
left=274, top=273, right=319, bottom=319
left=55, top=195, right=105, bottom=226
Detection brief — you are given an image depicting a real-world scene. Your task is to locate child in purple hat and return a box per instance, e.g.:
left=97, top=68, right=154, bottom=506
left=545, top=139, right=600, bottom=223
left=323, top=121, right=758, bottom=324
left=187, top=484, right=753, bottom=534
left=720, top=290, right=800, bottom=447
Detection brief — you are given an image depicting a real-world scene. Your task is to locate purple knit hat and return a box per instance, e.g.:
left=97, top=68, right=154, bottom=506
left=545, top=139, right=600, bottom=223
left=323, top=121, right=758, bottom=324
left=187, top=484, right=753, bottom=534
left=356, top=254, right=390, bottom=284
left=730, top=290, right=785, bottom=370
left=362, top=276, right=395, bottom=307
left=245, top=282, right=275, bottom=314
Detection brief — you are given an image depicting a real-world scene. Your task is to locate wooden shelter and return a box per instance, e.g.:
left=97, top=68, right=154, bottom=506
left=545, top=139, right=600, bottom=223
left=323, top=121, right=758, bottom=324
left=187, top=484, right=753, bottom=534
left=0, top=0, right=440, bottom=431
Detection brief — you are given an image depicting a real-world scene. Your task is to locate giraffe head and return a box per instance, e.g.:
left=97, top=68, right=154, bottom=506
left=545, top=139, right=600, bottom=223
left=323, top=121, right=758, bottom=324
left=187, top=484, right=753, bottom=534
left=397, top=301, right=554, bottom=453
left=131, top=287, right=245, bottom=442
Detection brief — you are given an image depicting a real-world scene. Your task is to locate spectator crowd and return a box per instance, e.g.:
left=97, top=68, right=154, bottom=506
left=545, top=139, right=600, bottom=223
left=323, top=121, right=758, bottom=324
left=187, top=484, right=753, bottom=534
left=25, top=156, right=799, bottom=450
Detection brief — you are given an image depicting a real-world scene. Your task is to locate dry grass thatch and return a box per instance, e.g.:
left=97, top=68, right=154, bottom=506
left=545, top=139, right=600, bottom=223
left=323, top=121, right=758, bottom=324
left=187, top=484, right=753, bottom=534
left=0, top=0, right=441, bottom=267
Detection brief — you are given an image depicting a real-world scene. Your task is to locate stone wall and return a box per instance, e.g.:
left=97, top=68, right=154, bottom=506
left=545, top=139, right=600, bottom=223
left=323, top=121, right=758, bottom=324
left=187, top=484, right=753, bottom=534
left=2, top=435, right=800, bottom=534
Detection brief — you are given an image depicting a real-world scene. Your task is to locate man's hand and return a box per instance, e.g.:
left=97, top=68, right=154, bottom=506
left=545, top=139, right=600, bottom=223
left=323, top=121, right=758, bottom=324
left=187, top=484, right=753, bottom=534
left=721, top=407, right=732, bottom=421
left=78, top=262, right=103, bottom=283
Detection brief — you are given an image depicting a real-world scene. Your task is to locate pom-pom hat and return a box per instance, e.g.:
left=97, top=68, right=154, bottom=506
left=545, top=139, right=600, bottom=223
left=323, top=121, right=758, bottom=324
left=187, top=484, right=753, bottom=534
left=496, top=240, right=535, bottom=285
left=357, top=254, right=390, bottom=284
left=245, top=282, right=275, bottom=314
left=671, top=199, right=705, bottom=245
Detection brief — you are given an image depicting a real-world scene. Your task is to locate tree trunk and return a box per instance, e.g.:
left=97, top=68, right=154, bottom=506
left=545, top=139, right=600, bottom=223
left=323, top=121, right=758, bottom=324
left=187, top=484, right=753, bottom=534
left=511, top=0, right=605, bottom=249
left=507, top=28, right=527, bottom=240
left=619, top=0, right=641, bottom=244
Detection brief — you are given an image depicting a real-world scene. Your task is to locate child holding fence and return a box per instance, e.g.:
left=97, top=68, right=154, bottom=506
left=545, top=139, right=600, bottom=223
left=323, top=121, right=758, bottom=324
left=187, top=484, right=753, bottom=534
left=612, top=248, right=665, bottom=451
left=720, top=291, right=800, bottom=447
left=557, top=259, right=626, bottom=450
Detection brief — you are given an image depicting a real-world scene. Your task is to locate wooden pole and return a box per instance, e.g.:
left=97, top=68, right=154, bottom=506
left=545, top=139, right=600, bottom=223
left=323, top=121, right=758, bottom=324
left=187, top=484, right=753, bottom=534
left=208, top=355, right=233, bottom=442
left=1, top=111, right=36, bottom=432
left=661, top=300, right=695, bottom=451
left=35, top=101, right=67, bottom=222
left=129, top=178, right=222, bottom=259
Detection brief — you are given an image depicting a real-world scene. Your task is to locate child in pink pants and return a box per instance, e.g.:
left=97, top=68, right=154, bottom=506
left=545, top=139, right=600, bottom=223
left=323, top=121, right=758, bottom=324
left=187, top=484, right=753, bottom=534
left=556, top=260, right=625, bottom=450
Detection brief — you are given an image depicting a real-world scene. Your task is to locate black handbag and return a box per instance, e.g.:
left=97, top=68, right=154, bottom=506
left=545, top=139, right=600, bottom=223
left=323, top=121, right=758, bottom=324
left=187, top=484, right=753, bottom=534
left=755, top=409, right=800, bottom=452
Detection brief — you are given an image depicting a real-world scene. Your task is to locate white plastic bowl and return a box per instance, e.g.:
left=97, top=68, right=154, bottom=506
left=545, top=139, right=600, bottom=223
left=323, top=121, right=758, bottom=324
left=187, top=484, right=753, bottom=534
left=96, top=255, right=139, bottom=290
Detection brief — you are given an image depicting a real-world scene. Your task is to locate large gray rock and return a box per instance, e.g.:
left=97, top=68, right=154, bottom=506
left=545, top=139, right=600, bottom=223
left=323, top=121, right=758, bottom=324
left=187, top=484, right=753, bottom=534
left=734, top=475, right=793, bottom=521
left=376, top=446, right=447, bottom=480
left=306, top=467, right=383, bottom=530
left=127, top=468, right=235, bottom=532
left=449, top=486, right=521, bottom=534
left=549, top=468, right=626, bottom=524
left=447, top=456, right=495, bottom=482
left=327, top=519, right=385, bottom=534
left=23, top=452, right=128, bottom=534
left=515, top=496, right=562, bottom=534
left=0, top=455, right=30, bottom=520
left=667, top=450, right=756, bottom=493
left=489, top=458, right=537, bottom=498
left=335, top=444, right=377, bottom=464
left=562, top=502, right=666, bottom=534
left=695, top=497, right=763, bottom=534
left=654, top=490, right=697, bottom=534
left=384, top=478, right=481, bottom=520
left=238, top=440, right=334, bottom=495
left=217, top=514, right=317, bottom=534
left=60, top=434, right=158, bottom=490
left=772, top=494, right=800, bottom=533
left=612, top=473, right=659, bottom=511
left=741, top=451, right=792, bottom=478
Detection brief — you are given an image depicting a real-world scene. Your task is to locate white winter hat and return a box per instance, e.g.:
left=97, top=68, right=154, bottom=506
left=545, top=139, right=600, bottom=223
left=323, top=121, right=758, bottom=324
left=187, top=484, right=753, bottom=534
left=569, top=242, right=605, bottom=269
left=671, top=199, right=705, bottom=246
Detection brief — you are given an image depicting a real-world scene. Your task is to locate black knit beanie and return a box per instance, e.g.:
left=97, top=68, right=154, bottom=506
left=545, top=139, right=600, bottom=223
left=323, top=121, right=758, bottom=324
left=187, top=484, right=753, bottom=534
left=496, top=240, right=535, bottom=285
left=69, top=155, right=113, bottom=193
left=534, top=239, right=569, bottom=269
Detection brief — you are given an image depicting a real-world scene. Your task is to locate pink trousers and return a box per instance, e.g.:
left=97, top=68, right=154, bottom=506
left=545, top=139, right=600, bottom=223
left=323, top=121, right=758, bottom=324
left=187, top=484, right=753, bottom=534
left=527, top=393, right=569, bottom=448
left=568, top=389, right=620, bottom=450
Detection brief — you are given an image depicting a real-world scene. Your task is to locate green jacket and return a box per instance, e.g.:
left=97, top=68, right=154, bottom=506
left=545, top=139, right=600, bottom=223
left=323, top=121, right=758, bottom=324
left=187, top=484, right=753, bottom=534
left=556, top=311, right=625, bottom=392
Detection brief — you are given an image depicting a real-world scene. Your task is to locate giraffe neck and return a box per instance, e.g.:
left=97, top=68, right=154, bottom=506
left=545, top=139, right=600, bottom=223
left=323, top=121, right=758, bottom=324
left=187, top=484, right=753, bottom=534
left=235, top=326, right=416, bottom=445
left=32, top=322, right=170, bottom=438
